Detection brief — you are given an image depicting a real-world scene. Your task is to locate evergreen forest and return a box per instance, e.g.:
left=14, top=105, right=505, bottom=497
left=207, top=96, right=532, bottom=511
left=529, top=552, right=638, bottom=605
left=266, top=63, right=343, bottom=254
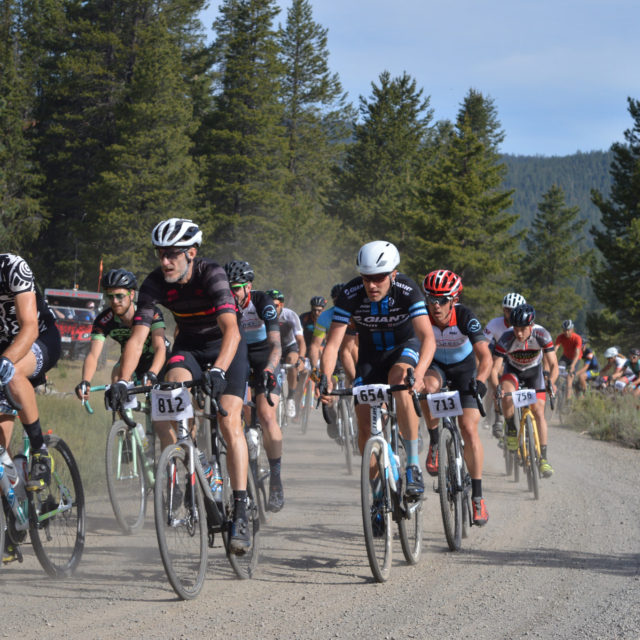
left=1, top=0, right=639, bottom=347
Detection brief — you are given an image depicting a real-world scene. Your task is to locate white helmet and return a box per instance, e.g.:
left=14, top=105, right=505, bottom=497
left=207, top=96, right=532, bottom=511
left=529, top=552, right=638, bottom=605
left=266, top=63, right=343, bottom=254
left=356, top=241, right=400, bottom=275
left=604, top=347, right=619, bottom=358
left=502, top=292, right=526, bottom=309
left=152, top=218, right=202, bottom=248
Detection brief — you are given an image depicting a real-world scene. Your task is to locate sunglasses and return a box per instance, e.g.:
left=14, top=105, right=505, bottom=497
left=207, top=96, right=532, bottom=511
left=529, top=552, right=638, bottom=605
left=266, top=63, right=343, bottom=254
left=156, top=248, right=188, bottom=261
left=361, top=272, right=390, bottom=284
left=426, top=294, right=453, bottom=306
left=105, top=293, right=129, bottom=302
left=230, top=283, right=247, bottom=290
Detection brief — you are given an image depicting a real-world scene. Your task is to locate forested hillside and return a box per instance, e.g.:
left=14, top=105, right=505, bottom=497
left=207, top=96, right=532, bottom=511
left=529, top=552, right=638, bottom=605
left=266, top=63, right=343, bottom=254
left=502, top=151, right=613, bottom=238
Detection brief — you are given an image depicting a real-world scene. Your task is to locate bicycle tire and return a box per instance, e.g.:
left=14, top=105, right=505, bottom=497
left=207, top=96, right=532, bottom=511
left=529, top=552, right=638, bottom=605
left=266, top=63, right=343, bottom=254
left=253, top=427, right=270, bottom=525
left=503, top=433, right=514, bottom=476
left=105, top=420, right=147, bottom=534
left=221, top=451, right=260, bottom=579
left=154, top=444, right=208, bottom=600
left=396, top=439, right=423, bottom=564
left=29, top=435, right=85, bottom=578
left=525, top=415, right=540, bottom=500
left=300, top=379, right=313, bottom=434
left=361, top=438, right=392, bottom=582
left=438, top=424, right=462, bottom=551
left=340, top=399, right=353, bottom=475
left=0, top=502, right=5, bottom=570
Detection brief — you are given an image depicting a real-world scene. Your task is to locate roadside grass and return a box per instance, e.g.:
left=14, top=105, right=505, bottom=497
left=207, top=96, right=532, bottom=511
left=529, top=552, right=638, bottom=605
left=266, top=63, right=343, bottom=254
left=564, top=391, right=640, bottom=449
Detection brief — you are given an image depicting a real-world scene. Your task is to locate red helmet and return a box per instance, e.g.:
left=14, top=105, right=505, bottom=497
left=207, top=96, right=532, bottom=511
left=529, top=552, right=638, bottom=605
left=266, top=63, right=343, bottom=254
left=422, top=270, right=463, bottom=299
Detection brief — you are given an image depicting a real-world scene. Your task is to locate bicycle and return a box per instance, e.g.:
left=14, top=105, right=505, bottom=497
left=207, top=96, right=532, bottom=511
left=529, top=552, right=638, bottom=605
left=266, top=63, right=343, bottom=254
left=421, top=381, right=485, bottom=551
left=333, top=370, right=358, bottom=476
left=0, top=385, right=85, bottom=577
left=554, top=364, right=569, bottom=420
left=297, top=359, right=314, bottom=434
left=116, top=379, right=259, bottom=599
left=84, top=384, right=156, bottom=534
left=498, top=386, right=542, bottom=500
left=324, top=370, right=423, bottom=582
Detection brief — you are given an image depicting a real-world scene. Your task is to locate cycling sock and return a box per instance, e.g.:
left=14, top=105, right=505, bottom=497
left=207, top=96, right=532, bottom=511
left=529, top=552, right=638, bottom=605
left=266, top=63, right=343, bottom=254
left=471, top=479, right=482, bottom=499
left=23, top=419, right=45, bottom=451
left=268, top=457, right=282, bottom=482
left=428, top=427, right=439, bottom=445
left=505, top=416, right=517, bottom=435
left=541, top=445, right=548, bottom=459
left=233, top=490, right=247, bottom=519
left=406, top=438, right=420, bottom=467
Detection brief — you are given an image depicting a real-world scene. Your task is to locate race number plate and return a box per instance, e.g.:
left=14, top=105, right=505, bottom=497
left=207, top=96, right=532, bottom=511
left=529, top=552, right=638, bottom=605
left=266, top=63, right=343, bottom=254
left=512, top=388, right=537, bottom=408
left=104, top=382, right=137, bottom=411
left=353, top=384, right=390, bottom=406
left=427, top=391, right=462, bottom=418
left=151, top=387, right=193, bottom=421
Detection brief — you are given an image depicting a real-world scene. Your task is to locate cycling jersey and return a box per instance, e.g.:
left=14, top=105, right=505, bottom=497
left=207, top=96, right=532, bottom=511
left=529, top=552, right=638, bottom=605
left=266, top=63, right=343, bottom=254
left=622, top=358, right=640, bottom=376
left=134, top=258, right=236, bottom=341
left=582, top=352, right=599, bottom=372
left=278, top=307, right=303, bottom=348
left=0, top=253, right=55, bottom=340
left=429, top=303, right=487, bottom=366
left=299, top=311, right=316, bottom=348
left=237, top=291, right=279, bottom=350
left=494, top=325, right=554, bottom=371
left=483, top=316, right=509, bottom=347
left=555, top=332, right=583, bottom=360
left=333, top=274, right=427, bottom=352
left=92, top=305, right=167, bottom=357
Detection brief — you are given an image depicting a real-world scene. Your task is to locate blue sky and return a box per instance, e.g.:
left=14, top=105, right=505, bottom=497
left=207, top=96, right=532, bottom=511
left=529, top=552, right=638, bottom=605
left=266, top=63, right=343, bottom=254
left=199, top=0, right=640, bottom=157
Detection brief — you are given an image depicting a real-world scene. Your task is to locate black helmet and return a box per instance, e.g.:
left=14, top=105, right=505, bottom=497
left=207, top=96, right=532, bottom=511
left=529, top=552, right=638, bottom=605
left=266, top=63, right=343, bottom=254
left=266, top=289, right=284, bottom=302
left=330, top=283, right=344, bottom=300
left=310, top=296, right=327, bottom=308
left=630, top=347, right=640, bottom=357
left=510, top=303, right=536, bottom=327
left=101, top=268, right=137, bottom=290
left=224, top=260, right=254, bottom=284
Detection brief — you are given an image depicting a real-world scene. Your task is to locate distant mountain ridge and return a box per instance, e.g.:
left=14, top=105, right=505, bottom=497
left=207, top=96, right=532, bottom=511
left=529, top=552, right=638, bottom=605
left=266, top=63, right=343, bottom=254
left=501, top=150, right=614, bottom=240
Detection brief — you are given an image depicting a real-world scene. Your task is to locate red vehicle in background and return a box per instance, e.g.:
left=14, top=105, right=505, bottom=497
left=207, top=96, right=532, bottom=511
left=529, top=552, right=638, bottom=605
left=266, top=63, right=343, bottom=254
left=44, top=288, right=103, bottom=360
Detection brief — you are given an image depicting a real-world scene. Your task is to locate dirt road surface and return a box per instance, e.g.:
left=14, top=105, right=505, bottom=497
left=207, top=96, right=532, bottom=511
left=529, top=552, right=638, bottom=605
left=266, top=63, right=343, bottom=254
left=2, top=411, right=640, bottom=640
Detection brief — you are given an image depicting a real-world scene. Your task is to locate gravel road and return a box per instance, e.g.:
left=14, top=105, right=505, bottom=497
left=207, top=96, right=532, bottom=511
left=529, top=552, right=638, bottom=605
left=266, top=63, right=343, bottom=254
left=2, top=411, right=640, bottom=640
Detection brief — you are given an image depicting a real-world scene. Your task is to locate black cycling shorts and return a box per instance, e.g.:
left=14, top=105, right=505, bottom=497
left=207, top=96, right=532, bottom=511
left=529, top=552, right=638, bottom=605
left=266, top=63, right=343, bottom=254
left=354, top=338, right=420, bottom=387
left=248, top=341, right=281, bottom=396
left=428, top=353, right=478, bottom=410
left=163, top=333, right=249, bottom=399
left=501, top=362, right=546, bottom=395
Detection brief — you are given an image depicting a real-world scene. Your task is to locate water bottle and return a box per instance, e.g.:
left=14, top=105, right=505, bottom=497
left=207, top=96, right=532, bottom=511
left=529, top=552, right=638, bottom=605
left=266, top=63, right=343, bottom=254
left=210, top=460, right=223, bottom=503
left=387, top=442, right=400, bottom=483
left=198, top=450, right=213, bottom=480
left=135, top=423, right=150, bottom=455
left=246, top=428, right=260, bottom=461
left=0, top=445, right=28, bottom=529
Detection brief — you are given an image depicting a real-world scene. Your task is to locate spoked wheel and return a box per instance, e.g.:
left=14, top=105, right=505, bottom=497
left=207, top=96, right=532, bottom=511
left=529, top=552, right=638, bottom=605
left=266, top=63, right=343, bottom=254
left=251, top=428, right=270, bottom=525
left=29, top=435, right=85, bottom=577
left=438, top=424, right=462, bottom=551
left=361, top=438, right=392, bottom=582
left=396, top=441, right=423, bottom=564
left=154, top=445, right=207, bottom=600
left=221, top=451, right=260, bottom=579
left=525, top=416, right=540, bottom=500
left=339, top=400, right=353, bottom=475
left=105, top=420, right=147, bottom=534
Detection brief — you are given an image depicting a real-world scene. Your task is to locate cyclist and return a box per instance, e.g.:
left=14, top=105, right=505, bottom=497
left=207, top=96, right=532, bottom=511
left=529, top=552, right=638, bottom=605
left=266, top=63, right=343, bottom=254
left=0, top=254, right=61, bottom=498
left=267, top=289, right=306, bottom=420
left=554, top=319, right=582, bottom=400
left=109, top=219, right=251, bottom=553
left=575, top=346, right=600, bottom=394
left=596, top=347, right=626, bottom=390
left=624, top=348, right=640, bottom=396
left=225, top=260, right=285, bottom=512
left=319, top=241, right=435, bottom=501
left=74, top=269, right=171, bottom=447
left=300, top=296, right=327, bottom=352
left=308, top=283, right=358, bottom=439
left=483, top=292, right=526, bottom=438
left=491, top=303, right=559, bottom=478
left=420, top=270, right=492, bottom=526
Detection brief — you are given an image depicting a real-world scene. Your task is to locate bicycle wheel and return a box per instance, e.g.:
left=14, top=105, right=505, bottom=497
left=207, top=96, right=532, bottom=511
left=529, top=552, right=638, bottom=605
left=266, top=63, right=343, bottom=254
left=339, top=399, right=353, bottom=475
left=29, top=435, right=85, bottom=578
left=525, top=415, right=540, bottom=500
left=154, top=444, right=207, bottom=600
left=221, top=451, right=260, bottom=579
left=251, top=427, right=270, bottom=525
left=396, top=440, right=423, bottom=564
left=105, top=420, right=147, bottom=534
left=556, top=379, right=567, bottom=420
left=503, top=432, right=514, bottom=476
left=300, top=380, right=313, bottom=435
left=0, top=502, right=5, bottom=569
left=438, top=424, right=462, bottom=551
left=361, top=438, right=392, bottom=582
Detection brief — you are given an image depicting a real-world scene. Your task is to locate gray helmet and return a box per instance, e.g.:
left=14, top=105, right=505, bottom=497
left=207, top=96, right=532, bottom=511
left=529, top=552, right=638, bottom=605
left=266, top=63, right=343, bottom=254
left=101, top=268, right=137, bottom=290
left=151, top=218, right=202, bottom=247
left=224, top=260, right=254, bottom=284
left=562, top=319, right=574, bottom=331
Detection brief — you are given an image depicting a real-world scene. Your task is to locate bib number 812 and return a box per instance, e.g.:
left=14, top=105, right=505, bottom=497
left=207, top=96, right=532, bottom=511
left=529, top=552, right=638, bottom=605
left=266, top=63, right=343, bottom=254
left=151, top=387, right=193, bottom=421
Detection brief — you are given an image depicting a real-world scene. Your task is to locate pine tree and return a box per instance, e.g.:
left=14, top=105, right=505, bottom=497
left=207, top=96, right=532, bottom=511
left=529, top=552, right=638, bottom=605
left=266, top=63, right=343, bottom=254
left=331, top=71, right=435, bottom=277
left=590, top=97, right=640, bottom=343
left=0, top=0, right=45, bottom=252
left=520, top=184, right=590, bottom=330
